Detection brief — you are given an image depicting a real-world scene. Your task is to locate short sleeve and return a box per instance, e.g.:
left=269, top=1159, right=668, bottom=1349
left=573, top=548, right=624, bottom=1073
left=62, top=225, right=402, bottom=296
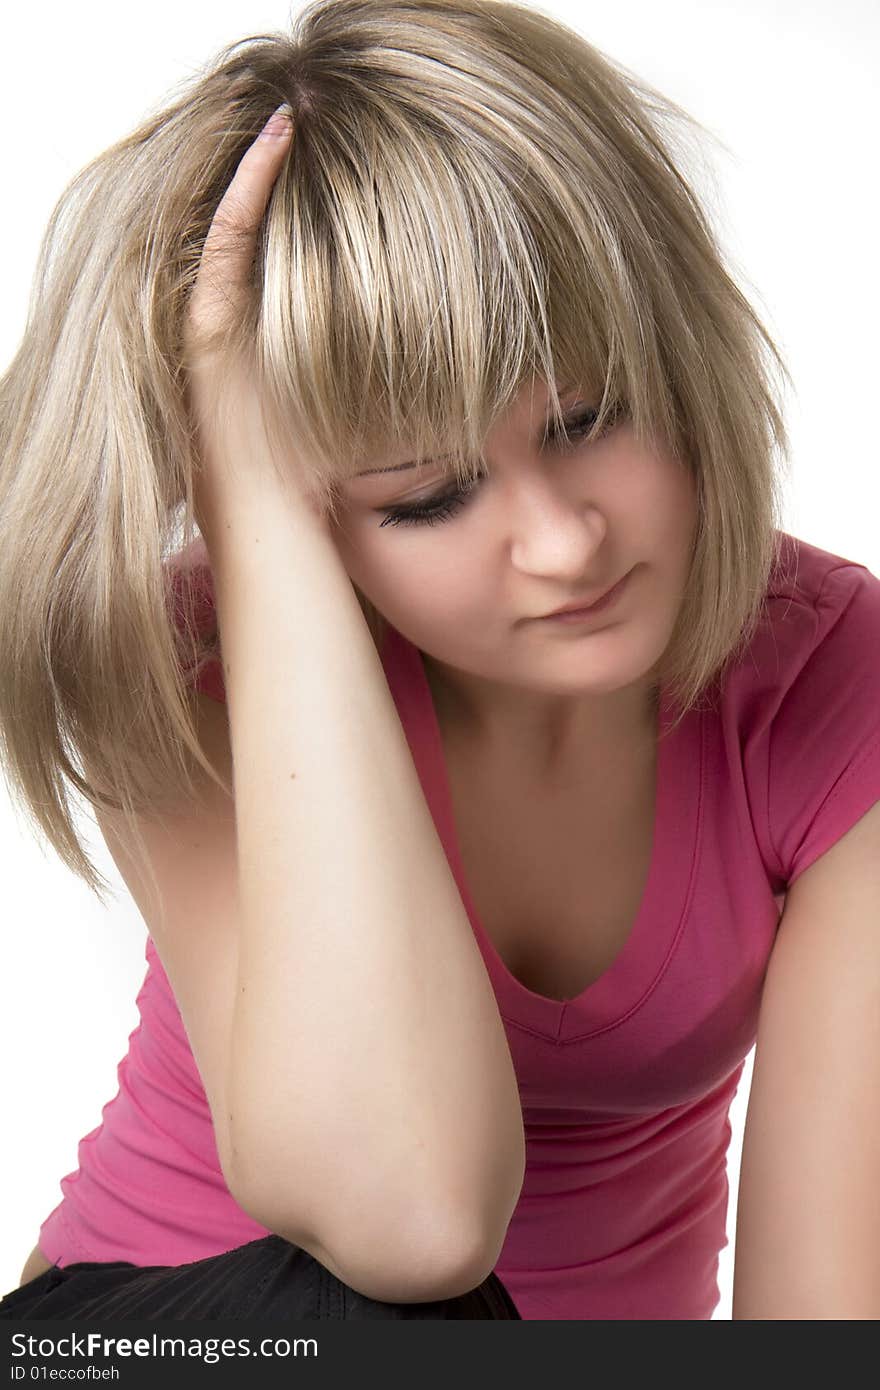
left=163, top=541, right=226, bottom=704
left=768, top=562, right=880, bottom=888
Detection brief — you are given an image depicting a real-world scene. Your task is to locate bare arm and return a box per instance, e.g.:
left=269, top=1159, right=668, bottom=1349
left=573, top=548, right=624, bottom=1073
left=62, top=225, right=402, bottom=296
left=184, top=107, right=525, bottom=1296
left=216, top=485, right=525, bottom=1290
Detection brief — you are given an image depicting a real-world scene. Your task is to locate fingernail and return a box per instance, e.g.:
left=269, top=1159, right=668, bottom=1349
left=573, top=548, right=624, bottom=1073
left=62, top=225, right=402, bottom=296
left=260, top=104, right=292, bottom=141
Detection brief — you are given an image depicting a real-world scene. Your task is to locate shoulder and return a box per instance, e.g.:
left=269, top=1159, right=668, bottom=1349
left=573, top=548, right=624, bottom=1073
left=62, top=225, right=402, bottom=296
left=726, top=530, right=880, bottom=890
left=760, top=530, right=880, bottom=732
left=721, top=528, right=880, bottom=712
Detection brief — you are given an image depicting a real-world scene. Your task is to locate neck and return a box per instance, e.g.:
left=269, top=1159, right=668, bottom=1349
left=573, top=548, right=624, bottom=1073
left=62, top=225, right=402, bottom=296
left=420, top=653, right=660, bottom=784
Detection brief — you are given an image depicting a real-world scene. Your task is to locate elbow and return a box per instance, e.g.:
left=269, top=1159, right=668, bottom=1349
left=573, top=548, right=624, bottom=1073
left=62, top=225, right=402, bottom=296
left=367, top=1136, right=524, bottom=1303
left=324, top=1213, right=501, bottom=1305
left=231, top=1178, right=502, bottom=1306
left=314, top=1180, right=517, bottom=1306
left=227, top=1117, right=523, bottom=1307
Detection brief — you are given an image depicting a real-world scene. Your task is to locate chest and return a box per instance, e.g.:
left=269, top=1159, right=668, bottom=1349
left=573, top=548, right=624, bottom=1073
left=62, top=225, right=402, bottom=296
left=441, top=739, right=658, bottom=1003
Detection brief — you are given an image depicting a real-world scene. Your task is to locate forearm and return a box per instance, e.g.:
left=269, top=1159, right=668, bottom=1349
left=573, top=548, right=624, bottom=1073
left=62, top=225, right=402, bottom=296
left=213, top=480, right=525, bottom=1264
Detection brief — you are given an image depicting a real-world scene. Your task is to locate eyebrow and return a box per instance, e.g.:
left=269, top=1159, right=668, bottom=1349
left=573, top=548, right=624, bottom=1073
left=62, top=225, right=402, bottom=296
left=356, top=459, right=444, bottom=477
left=354, top=399, right=588, bottom=477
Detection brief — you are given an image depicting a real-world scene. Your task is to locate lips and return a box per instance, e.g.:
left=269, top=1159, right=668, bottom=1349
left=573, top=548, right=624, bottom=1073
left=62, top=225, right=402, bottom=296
left=542, top=571, right=628, bottom=617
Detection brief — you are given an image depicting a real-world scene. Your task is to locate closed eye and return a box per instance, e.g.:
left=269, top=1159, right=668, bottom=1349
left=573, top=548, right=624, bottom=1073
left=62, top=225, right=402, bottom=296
left=377, top=402, right=626, bottom=530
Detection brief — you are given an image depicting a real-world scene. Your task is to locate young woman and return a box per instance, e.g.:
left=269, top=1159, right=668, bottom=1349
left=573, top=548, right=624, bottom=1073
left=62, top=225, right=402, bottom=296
left=1, top=0, right=879, bottom=1321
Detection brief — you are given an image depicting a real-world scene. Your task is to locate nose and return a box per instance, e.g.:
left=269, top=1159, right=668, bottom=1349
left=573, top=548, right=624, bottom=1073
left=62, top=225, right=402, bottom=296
left=505, top=476, right=608, bottom=577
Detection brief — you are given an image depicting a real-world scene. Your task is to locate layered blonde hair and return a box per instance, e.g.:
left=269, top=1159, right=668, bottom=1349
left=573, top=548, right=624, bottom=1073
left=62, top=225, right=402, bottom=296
left=0, top=0, right=792, bottom=902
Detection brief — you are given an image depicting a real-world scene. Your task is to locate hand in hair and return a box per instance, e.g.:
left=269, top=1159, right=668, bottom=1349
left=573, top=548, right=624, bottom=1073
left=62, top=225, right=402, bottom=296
left=182, top=105, right=324, bottom=557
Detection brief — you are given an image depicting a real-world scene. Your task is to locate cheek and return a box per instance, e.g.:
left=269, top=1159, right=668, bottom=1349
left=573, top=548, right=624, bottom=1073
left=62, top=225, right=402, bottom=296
left=674, top=465, right=700, bottom=539
left=661, top=468, right=699, bottom=583
left=387, top=541, right=482, bottom=624
left=641, top=457, right=697, bottom=541
left=329, top=518, right=475, bottom=622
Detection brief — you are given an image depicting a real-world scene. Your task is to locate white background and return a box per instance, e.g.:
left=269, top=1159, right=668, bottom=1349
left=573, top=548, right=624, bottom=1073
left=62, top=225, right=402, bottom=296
left=1, top=1, right=878, bottom=1315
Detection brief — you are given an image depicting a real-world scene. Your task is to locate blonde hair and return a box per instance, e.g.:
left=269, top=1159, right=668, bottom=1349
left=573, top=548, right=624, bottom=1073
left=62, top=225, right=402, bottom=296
left=0, top=0, right=793, bottom=903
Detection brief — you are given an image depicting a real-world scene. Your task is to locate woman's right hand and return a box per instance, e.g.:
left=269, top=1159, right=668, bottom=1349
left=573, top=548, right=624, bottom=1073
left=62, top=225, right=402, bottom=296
left=182, top=104, right=324, bottom=557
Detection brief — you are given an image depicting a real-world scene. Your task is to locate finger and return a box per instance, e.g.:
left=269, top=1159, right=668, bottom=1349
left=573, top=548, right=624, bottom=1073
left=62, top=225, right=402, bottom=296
left=190, top=106, right=294, bottom=331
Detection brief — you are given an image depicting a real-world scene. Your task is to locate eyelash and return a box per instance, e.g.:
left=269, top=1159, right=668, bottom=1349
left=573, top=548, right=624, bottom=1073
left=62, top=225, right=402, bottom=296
left=377, top=404, right=623, bottom=529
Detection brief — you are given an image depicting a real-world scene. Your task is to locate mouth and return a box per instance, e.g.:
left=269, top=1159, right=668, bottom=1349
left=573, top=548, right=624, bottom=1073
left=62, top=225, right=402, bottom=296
left=536, top=568, right=634, bottom=621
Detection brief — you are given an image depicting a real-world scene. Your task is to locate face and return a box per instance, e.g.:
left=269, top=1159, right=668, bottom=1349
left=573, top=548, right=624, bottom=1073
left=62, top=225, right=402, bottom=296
left=328, top=377, right=698, bottom=753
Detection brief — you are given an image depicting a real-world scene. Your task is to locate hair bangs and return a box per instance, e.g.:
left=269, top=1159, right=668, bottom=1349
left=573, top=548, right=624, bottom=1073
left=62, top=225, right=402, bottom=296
left=246, top=56, right=672, bottom=524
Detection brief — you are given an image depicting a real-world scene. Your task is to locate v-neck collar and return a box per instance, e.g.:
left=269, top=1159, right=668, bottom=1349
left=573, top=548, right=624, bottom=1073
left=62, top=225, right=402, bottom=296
left=381, top=624, right=704, bottom=1044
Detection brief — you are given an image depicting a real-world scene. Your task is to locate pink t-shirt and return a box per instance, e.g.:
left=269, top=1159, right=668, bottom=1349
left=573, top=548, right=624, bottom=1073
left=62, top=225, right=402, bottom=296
left=36, top=529, right=880, bottom=1319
